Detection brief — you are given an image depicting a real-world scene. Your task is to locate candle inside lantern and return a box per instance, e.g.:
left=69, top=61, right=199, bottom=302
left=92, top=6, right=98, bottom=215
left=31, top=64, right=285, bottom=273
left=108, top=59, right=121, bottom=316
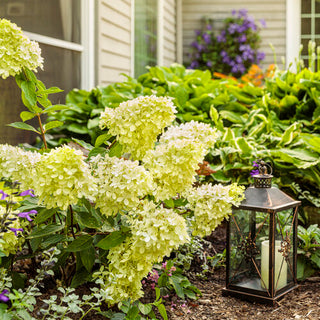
left=261, top=240, right=287, bottom=290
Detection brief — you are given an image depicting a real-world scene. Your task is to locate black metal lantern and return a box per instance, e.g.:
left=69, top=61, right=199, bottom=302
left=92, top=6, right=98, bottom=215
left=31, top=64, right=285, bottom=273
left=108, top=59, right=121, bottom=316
left=223, top=160, right=301, bottom=304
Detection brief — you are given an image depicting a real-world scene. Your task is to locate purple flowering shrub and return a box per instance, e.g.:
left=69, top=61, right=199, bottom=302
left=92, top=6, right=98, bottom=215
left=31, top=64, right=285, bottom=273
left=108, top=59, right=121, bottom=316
left=188, top=9, right=266, bottom=77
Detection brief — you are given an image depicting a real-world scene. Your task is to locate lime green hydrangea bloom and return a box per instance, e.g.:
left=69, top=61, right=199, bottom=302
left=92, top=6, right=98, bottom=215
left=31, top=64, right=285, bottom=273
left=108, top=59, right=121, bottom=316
left=0, top=144, right=41, bottom=189
left=0, top=18, right=43, bottom=79
left=160, top=120, right=219, bottom=152
left=32, top=146, right=96, bottom=210
left=0, top=206, right=24, bottom=256
left=143, top=139, right=206, bottom=201
left=100, top=201, right=189, bottom=303
left=91, top=155, right=154, bottom=216
left=99, top=95, right=177, bottom=160
left=185, top=183, right=245, bottom=237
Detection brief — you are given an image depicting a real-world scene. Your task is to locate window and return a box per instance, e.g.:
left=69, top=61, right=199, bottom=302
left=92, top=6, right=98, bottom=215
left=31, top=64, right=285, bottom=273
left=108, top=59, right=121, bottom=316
left=301, top=0, right=320, bottom=69
left=0, top=0, right=93, bottom=145
left=134, top=0, right=158, bottom=77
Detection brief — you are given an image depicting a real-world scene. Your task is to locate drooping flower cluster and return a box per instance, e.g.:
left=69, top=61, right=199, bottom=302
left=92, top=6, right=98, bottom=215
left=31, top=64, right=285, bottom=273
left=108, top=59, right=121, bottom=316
left=185, top=183, right=245, bottom=237
left=0, top=206, right=24, bottom=256
left=188, top=9, right=266, bottom=77
left=100, top=201, right=189, bottom=303
left=99, top=95, right=177, bottom=160
left=91, top=155, right=154, bottom=216
left=143, top=121, right=217, bottom=201
left=0, top=19, right=43, bottom=79
left=32, top=146, right=96, bottom=210
left=0, top=144, right=41, bottom=189
left=159, top=120, right=218, bottom=151
left=143, top=139, right=206, bottom=201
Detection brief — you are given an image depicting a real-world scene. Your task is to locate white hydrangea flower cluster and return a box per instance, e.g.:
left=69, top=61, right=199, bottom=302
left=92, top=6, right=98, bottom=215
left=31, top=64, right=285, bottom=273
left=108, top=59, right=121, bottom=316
left=101, top=201, right=189, bottom=303
left=99, top=95, right=177, bottom=160
left=0, top=144, right=41, bottom=189
left=185, top=183, right=245, bottom=237
left=91, top=155, right=154, bottom=216
left=32, top=146, right=96, bottom=210
left=143, top=139, right=206, bottom=201
left=159, top=120, right=218, bottom=152
left=0, top=19, right=43, bottom=79
left=0, top=206, right=24, bottom=256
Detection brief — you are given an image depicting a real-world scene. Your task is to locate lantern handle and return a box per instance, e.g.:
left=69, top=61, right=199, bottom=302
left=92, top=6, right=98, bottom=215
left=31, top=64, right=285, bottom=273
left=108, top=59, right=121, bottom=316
left=257, top=159, right=273, bottom=175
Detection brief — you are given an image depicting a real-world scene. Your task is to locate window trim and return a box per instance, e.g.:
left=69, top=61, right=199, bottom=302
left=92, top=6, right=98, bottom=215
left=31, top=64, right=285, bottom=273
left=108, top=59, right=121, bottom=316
left=286, top=0, right=301, bottom=70
left=21, top=0, right=95, bottom=90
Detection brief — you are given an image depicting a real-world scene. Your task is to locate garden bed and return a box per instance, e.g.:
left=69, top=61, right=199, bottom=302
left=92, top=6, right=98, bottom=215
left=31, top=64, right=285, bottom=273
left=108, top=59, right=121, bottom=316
left=26, top=225, right=320, bottom=320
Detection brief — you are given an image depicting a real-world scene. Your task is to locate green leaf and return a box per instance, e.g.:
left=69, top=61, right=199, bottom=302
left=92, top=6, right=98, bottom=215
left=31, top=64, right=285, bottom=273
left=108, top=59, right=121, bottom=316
left=164, top=198, right=175, bottom=208
left=20, top=111, right=35, bottom=122
left=33, top=208, right=57, bottom=224
left=65, top=235, right=93, bottom=252
left=30, top=237, right=42, bottom=252
left=109, top=141, right=123, bottom=157
left=212, top=171, right=231, bottom=183
left=270, top=148, right=320, bottom=169
left=21, top=80, right=37, bottom=106
left=12, top=271, right=27, bottom=290
left=7, top=122, right=40, bottom=134
left=72, top=138, right=94, bottom=151
left=220, top=110, right=245, bottom=124
left=37, top=86, right=63, bottom=95
left=169, top=275, right=185, bottom=299
left=43, top=121, right=64, bottom=132
left=184, top=289, right=197, bottom=299
left=88, top=147, right=107, bottom=159
left=277, top=122, right=300, bottom=147
left=44, top=104, right=69, bottom=113
left=235, top=137, right=253, bottom=156
left=155, top=287, right=161, bottom=301
left=138, top=302, right=152, bottom=315
left=95, top=133, right=112, bottom=147
left=67, top=123, right=89, bottom=134
left=173, top=85, right=189, bottom=108
left=156, top=304, right=168, bottom=320
left=96, top=231, right=127, bottom=250
left=70, top=267, right=91, bottom=288
left=110, top=313, right=126, bottom=320
left=28, top=224, right=64, bottom=239
left=17, top=309, right=33, bottom=320
left=75, top=209, right=102, bottom=229
left=41, top=234, right=66, bottom=249
left=311, top=252, right=320, bottom=268
left=80, top=245, right=96, bottom=272
left=209, top=105, right=224, bottom=130
left=279, top=95, right=299, bottom=108
left=126, top=305, right=140, bottom=319
left=88, top=117, right=100, bottom=129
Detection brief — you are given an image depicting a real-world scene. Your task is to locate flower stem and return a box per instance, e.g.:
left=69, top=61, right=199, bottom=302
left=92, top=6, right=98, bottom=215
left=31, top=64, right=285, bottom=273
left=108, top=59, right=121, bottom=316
left=69, top=205, right=76, bottom=239
left=36, top=113, right=48, bottom=150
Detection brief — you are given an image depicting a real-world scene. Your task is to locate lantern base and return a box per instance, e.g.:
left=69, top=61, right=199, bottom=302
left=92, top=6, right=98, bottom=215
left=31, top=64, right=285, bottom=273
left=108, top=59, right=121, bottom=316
left=222, top=285, right=299, bottom=305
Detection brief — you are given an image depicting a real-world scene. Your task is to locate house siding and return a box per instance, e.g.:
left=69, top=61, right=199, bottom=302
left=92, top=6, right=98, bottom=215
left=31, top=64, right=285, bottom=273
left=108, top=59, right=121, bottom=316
left=182, top=0, right=286, bottom=69
left=163, top=0, right=177, bottom=66
left=97, top=0, right=132, bottom=86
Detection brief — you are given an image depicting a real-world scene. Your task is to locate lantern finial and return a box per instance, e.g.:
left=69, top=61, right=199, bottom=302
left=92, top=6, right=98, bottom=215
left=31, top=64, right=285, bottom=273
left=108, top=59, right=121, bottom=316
left=253, top=159, right=273, bottom=188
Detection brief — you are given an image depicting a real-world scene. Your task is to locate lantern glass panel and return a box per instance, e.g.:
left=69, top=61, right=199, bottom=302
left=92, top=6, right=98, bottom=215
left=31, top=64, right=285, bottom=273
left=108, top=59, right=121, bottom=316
left=228, top=209, right=270, bottom=291
left=274, top=209, right=294, bottom=291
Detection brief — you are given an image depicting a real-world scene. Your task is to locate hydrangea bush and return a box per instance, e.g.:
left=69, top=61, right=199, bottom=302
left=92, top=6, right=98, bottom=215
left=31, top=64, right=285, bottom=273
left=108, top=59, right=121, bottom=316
left=0, top=18, right=245, bottom=316
left=188, top=9, right=266, bottom=77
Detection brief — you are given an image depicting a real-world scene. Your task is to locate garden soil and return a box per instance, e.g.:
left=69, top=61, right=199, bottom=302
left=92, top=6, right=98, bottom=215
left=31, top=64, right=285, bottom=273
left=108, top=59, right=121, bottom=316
left=30, top=224, right=320, bottom=320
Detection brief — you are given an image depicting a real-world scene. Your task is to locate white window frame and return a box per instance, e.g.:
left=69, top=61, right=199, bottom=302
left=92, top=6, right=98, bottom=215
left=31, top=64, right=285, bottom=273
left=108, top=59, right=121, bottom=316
left=286, top=0, right=301, bottom=70
left=22, top=0, right=95, bottom=90
left=132, top=0, right=166, bottom=77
